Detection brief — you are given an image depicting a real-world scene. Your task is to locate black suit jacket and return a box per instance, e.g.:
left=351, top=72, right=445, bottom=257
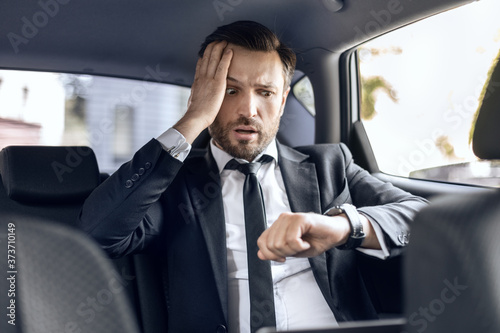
left=78, top=139, right=427, bottom=332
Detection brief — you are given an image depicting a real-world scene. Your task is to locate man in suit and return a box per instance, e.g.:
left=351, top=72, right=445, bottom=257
left=78, top=21, right=427, bottom=333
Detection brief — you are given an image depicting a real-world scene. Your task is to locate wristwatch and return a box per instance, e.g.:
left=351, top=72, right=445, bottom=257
left=324, top=203, right=366, bottom=250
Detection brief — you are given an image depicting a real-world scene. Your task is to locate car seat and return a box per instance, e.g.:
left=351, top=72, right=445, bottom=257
left=0, top=145, right=166, bottom=333
left=15, top=218, right=141, bottom=333
left=404, top=53, right=500, bottom=332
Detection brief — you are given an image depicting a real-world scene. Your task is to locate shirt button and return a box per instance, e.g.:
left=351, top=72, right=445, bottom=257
left=125, top=180, right=133, bottom=188
left=145, top=162, right=152, bottom=169
left=138, top=168, right=145, bottom=175
left=131, top=173, right=140, bottom=181
left=216, top=325, right=227, bottom=333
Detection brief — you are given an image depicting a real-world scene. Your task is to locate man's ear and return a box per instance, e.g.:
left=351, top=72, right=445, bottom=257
left=280, top=86, right=291, bottom=117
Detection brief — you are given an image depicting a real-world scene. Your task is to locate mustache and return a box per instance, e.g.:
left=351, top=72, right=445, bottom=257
left=229, top=117, right=262, bottom=131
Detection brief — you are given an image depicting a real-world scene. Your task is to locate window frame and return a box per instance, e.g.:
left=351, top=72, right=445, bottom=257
left=343, top=40, right=496, bottom=197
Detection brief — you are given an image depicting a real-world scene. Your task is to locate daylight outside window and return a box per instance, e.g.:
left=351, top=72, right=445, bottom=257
left=358, top=0, right=500, bottom=187
left=0, top=71, right=190, bottom=173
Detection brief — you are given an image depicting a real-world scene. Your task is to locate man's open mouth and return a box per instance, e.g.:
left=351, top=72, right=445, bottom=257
left=233, top=125, right=259, bottom=141
left=234, top=126, right=258, bottom=134
left=235, top=129, right=256, bottom=134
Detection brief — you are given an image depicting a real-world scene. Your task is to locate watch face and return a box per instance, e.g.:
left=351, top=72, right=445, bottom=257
left=324, top=206, right=344, bottom=216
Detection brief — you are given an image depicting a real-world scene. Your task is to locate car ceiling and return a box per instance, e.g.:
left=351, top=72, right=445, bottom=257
left=0, top=0, right=472, bottom=86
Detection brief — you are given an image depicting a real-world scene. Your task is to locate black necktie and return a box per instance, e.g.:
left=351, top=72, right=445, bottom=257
left=225, top=156, right=276, bottom=332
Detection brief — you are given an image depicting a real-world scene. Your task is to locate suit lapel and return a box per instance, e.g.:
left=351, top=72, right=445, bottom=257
left=184, top=149, right=228, bottom=321
left=277, top=143, right=334, bottom=308
left=277, top=142, right=321, bottom=214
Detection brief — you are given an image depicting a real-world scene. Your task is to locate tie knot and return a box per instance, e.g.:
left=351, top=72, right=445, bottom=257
left=225, top=155, right=273, bottom=176
left=240, top=162, right=261, bottom=175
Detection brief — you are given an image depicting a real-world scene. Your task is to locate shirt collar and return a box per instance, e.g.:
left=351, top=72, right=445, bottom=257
left=210, top=138, right=279, bottom=174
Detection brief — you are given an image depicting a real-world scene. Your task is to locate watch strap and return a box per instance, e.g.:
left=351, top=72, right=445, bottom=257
left=326, top=204, right=365, bottom=250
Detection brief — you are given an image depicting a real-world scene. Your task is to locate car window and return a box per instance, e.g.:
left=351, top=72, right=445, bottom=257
left=0, top=70, right=190, bottom=173
left=279, top=72, right=316, bottom=147
left=358, top=0, right=500, bottom=187
left=293, top=75, right=316, bottom=116
left=0, top=69, right=317, bottom=173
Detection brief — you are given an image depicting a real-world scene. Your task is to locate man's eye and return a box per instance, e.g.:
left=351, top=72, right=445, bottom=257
left=226, top=88, right=237, bottom=95
left=260, top=91, right=273, bottom=97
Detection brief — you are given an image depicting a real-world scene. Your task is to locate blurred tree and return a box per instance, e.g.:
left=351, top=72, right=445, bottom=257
left=435, top=135, right=457, bottom=159
left=360, top=76, right=398, bottom=120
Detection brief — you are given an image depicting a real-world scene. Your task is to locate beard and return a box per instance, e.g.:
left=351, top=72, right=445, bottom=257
left=209, top=116, right=280, bottom=162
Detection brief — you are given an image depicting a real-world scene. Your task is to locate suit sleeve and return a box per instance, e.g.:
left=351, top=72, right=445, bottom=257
left=77, top=138, right=184, bottom=258
left=339, top=143, right=428, bottom=257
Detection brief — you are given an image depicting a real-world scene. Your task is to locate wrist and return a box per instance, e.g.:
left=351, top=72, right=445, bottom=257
left=173, top=115, right=208, bottom=144
left=324, top=204, right=366, bottom=250
left=337, top=214, right=352, bottom=244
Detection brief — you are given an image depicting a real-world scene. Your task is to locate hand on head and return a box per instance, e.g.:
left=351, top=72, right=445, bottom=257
left=174, top=41, right=233, bottom=144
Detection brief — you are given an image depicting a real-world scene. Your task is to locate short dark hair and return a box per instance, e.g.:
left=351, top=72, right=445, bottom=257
left=199, top=20, right=296, bottom=88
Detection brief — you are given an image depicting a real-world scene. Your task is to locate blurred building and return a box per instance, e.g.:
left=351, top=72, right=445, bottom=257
left=0, top=70, right=65, bottom=150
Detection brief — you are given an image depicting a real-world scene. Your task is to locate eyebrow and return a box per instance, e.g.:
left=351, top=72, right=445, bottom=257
left=227, top=76, right=278, bottom=90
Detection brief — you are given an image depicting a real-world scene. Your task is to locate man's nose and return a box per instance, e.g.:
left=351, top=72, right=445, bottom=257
left=237, top=92, right=258, bottom=118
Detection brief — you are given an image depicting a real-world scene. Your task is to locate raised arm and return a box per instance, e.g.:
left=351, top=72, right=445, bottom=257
left=77, top=41, right=233, bottom=257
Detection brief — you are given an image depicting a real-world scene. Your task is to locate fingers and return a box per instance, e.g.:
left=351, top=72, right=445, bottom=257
left=190, top=40, right=232, bottom=108
left=197, top=41, right=231, bottom=79
left=215, top=47, right=233, bottom=80
left=256, top=213, right=350, bottom=262
left=257, top=213, right=312, bottom=262
left=197, top=41, right=216, bottom=77
left=177, top=41, right=233, bottom=141
left=257, top=235, right=311, bottom=262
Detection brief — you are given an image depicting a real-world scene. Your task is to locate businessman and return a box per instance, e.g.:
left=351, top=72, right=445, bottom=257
left=78, top=20, right=427, bottom=333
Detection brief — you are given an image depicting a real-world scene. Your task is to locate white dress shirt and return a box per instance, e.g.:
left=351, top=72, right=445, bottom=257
left=156, top=128, right=389, bottom=333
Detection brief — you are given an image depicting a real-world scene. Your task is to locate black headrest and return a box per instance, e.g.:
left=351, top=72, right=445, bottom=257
left=473, top=52, right=500, bottom=160
left=0, top=146, right=99, bottom=204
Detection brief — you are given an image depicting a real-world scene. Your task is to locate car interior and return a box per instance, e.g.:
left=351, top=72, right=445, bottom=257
left=0, top=0, right=499, bottom=332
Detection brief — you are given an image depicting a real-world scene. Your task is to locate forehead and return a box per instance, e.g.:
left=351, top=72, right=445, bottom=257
left=226, top=44, right=285, bottom=88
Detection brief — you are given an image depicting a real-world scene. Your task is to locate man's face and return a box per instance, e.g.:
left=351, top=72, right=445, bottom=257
left=208, top=44, right=290, bottom=161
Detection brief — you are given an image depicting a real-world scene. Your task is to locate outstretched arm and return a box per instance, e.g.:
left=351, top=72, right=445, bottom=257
left=257, top=211, right=380, bottom=262
left=257, top=143, right=428, bottom=262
